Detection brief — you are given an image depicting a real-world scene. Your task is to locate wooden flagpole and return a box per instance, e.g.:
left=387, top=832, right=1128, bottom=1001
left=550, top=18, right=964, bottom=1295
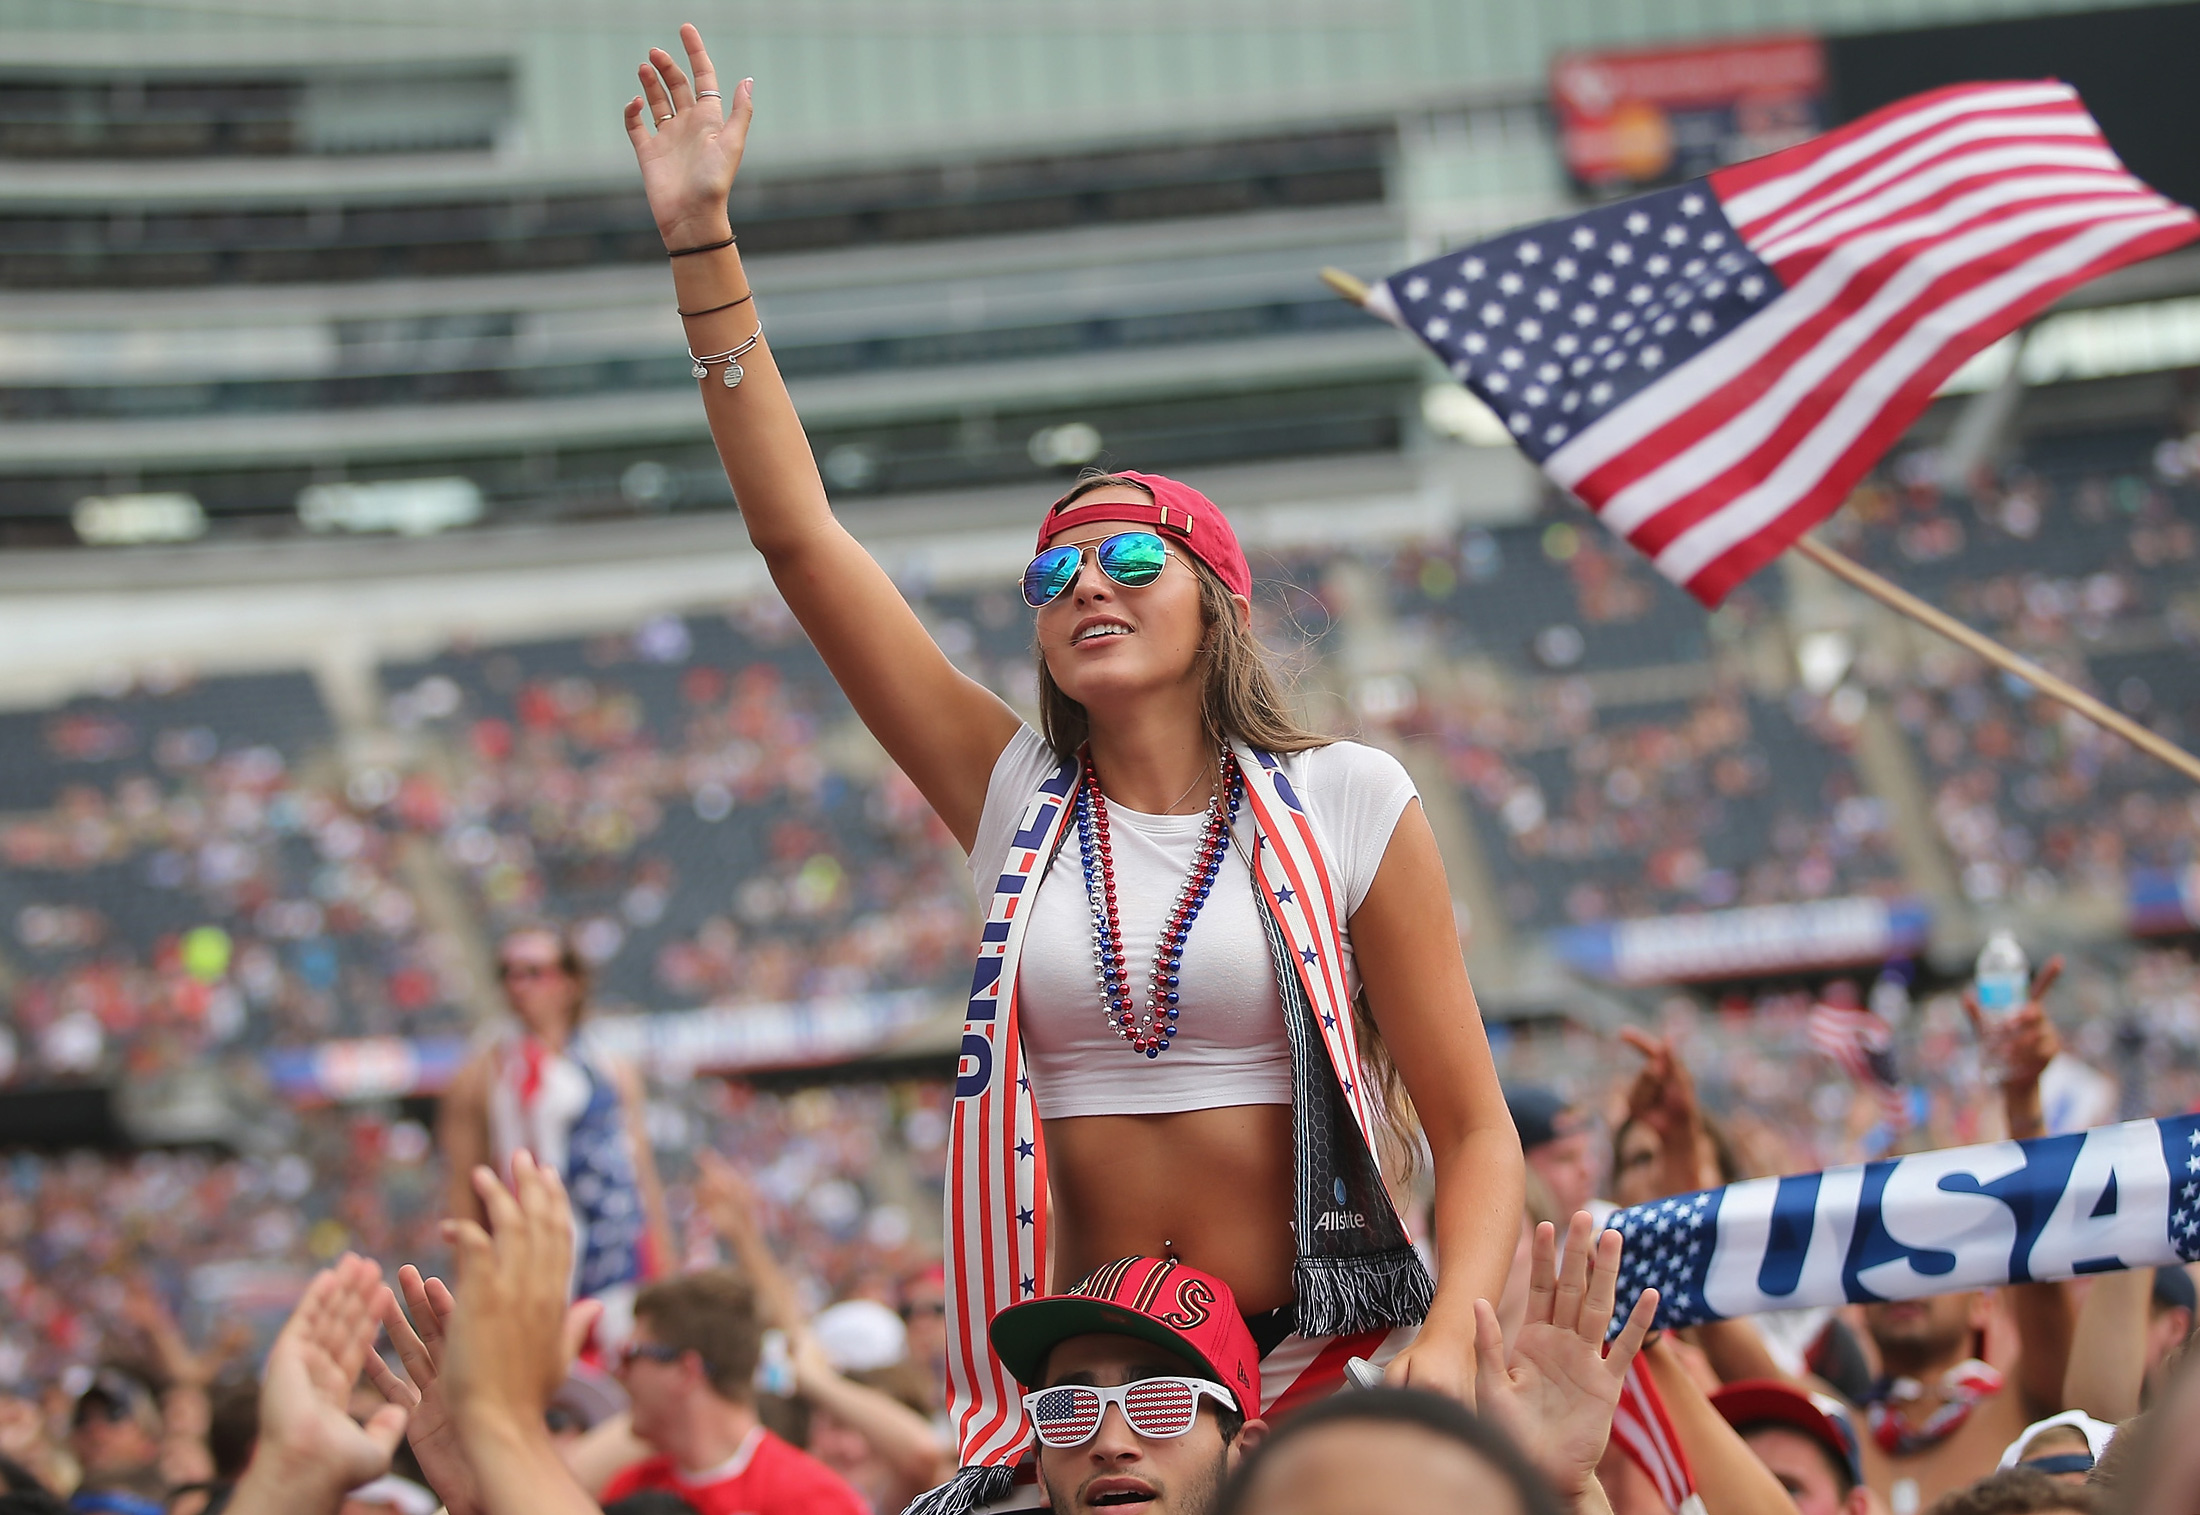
left=1318, top=267, right=2200, bottom=788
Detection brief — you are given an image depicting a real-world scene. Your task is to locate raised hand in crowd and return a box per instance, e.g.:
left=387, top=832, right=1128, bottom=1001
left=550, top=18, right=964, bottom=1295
left=439, top=1152, right=604, bottom=1515
left=2060, top=1264, right=2195, bottom=1424
left=118, top=1279, right=218, bottom=1493
left=1617, top=1027, right=1720, bottom=1204
left=1959, top=956, right=2064, bottom=1140
left=365, top=1263, right=481, bottom=1515
left=694, top=1148, right=807, bottom=1334
left=696, top=1148, right=955, bottom=1502
left=1473, top=1211, right=1659, bottom=1504
left=223, top=1254, right=410, bottom=1515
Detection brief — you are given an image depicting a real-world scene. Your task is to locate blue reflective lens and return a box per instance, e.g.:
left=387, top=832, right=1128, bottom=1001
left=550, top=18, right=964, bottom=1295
left=1021, top=545, right=1084, bottom=607
left=1095, top=532, right=1168, bottom=587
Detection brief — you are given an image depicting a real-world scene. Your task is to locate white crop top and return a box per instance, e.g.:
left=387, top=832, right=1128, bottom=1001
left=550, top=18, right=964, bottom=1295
left=966, top=726, right=1418, bottom=1119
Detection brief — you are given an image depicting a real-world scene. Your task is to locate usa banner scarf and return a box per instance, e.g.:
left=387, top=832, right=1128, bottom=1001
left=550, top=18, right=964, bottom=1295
left=1607, top=1113, right=2200, bottom=1331
left=911, top=742, right=1433, bottom=1515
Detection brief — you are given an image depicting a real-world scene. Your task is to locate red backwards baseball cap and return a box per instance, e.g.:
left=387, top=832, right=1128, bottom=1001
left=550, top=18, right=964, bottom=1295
left=989, top=1256, right=1259, bottom=1413
left=1711, top=1379, right=1863, bottom=1489
left=1037, top=472, right=1253, bottom=602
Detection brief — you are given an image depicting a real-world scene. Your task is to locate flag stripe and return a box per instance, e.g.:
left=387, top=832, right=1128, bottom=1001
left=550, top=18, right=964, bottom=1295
left=1742, top=104, right=2103, bottom=249
left=1675, top=212, right=2200, bottom=604
left=1612, top=1361, right=1696, bottom=1511
left=1715, top=81, right=2076, bottom=227
left=1653, top=209, right=2194, bottom=587
left=1608, top=197, right=2177, bottom=547
left=1754, top=144, right=2125, bottom=267
left=1554, top=177, right=2173, bottom=498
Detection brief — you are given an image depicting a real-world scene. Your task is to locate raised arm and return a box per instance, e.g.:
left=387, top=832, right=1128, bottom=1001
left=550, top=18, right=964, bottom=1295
left=1966, top=959, right=2074, bottom=1416
left=439, top=1054, right=492, bottom=1228
left=626, top=28, right=1019, bottom=848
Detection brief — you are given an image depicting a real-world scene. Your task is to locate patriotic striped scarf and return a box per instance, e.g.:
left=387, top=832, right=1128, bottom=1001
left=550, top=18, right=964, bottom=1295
left=909, top=742, right=1433, bottom=1515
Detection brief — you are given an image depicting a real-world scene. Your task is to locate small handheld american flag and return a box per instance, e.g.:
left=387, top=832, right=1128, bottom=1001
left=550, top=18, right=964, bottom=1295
left=1371, top=81, right=2199, bottom=605
left=1806, top=995, right=1911, bottom=1128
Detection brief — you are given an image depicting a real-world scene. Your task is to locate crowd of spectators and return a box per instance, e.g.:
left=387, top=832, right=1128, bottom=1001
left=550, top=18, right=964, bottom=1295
left=0, top=682, right=471, bottom=1087
left=1827, top=433, right=2200, bottom=907
left=1, top=928, right=2198, bottom=1515
left=378, top=604, right=976, bottom=1016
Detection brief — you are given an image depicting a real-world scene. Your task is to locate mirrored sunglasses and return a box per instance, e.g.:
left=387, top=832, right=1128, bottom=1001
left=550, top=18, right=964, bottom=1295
left=1020, top=1376, right=1236, bottom=1447
left=1021, top=531, right=1172, bottom=608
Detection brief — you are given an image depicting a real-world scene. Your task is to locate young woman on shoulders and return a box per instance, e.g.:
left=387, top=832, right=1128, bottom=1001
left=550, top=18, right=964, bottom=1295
left=621, top=31, right=1522, bottom=1511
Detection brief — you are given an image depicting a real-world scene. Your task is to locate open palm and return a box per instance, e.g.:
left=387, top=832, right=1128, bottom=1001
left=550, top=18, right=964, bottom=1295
left=623, top=25, right=755, bottom=247
left=1474, top=1213, right=1659, bottom=1499
left=258, top=1255, right=410, bottom=1493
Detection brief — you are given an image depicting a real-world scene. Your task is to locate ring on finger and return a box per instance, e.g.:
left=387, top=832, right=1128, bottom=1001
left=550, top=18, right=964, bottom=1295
left=696, top=89, right=722, bottom=99
left=656, top=112, right=676, bottom=124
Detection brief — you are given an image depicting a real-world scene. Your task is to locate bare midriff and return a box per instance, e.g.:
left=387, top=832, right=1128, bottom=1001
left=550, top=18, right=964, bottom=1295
left=1042, top=1103, right=1297, bottom=1314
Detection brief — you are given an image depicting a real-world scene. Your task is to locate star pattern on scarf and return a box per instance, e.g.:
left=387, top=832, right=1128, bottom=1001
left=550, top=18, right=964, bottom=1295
left=1300, top=946, right=1319, bottom=966
left=1017, top=1207, right=1035, bottom=1228
left=1608, top=1191, right=1717, bottom=1324
left=1016, top=1138, right=1035, bottom=1160
left=1274, top=885, right=1295, bottom=904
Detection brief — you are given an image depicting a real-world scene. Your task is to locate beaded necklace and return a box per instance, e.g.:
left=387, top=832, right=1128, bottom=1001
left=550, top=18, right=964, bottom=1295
left=1073, top=751, right=1243, bottom=1058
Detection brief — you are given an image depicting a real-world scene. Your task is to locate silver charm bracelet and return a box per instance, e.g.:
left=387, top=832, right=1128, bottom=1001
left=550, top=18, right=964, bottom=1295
left=689, top=323, right=764, bottom=388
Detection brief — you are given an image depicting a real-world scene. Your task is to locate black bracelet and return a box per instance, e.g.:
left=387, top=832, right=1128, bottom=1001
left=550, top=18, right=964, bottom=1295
left=667, top=234, right=737, bottom=258
left=677, top=292, right=756, bottom=318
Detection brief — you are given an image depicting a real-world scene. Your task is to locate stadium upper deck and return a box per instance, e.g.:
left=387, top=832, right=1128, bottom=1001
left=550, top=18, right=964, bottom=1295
left=6, top=0, right=2190, bottom=545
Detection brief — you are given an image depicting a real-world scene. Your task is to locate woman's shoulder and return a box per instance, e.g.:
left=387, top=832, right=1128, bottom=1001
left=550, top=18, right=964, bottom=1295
left=1276, top=736, right=1416, bottom=793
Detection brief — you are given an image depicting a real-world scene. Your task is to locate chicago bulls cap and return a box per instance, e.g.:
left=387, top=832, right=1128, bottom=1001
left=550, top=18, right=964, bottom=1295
left=1037, top=472, right=1253, bottom=602
left=990, top=1256, right=1259, bottom=1412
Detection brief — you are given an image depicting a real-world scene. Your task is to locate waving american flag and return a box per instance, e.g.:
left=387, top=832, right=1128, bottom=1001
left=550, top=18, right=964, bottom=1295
left=1374, top=81, right=2199, bottom=605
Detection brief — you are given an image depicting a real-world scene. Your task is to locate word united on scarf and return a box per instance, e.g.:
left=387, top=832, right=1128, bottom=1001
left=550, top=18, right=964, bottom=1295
left=1608, top=1113, right=2200, bottom=1329
left=1370, top=81, right=2199, bottom=606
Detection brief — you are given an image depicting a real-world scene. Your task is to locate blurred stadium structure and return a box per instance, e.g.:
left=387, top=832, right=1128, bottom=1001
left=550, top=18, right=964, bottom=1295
left=2, top=0, right=2200, bottom=1172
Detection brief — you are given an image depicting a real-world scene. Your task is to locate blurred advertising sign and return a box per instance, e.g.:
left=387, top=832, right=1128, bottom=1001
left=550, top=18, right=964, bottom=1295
left=261, top=993, right=945, bottom=1103
left=262, top=1035, right=469, bottom=1105
left=1550, top=34, right=1826, bottom=193
left=1551, top=896, right=1931, bottom=985
left=2128, top=864, right=2200, bottom=935
left=584, top=990, right=941, bottom=1081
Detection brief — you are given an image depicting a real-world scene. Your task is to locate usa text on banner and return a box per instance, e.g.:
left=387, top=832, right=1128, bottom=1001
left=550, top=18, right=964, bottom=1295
left=1606, top=1113, right=2200, bottom=1329
left=1373, top=81, right=2200, bottom=605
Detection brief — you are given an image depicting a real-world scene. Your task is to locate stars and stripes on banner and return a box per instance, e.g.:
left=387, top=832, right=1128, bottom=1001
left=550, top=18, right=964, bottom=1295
left=1806, top=999, right=1910, bottom=1127
left=1374, top=81, right=2200, bottom=605
left=1606, top=1113, right=2200, bottom=1331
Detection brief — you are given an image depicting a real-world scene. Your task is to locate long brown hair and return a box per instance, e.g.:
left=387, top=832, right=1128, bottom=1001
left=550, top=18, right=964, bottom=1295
left=1030, top=471, right=1420, bottom=1168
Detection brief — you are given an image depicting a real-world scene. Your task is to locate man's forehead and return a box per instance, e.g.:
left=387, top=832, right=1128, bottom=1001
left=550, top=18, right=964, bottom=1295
left=1042, top=1331, right=1201, bottom=1386
left=501, top=931, right=560, bottom=962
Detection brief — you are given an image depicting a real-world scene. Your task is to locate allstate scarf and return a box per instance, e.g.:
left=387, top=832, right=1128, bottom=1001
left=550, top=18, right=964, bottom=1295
left=1607, top=1112, right=2200, bottom=1329
left=909, top=742, right=1432, bottom=1515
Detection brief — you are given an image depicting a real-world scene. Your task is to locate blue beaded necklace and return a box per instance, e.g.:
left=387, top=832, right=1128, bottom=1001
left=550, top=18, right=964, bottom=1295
left=1075, top=751, right=1242, bottom=1058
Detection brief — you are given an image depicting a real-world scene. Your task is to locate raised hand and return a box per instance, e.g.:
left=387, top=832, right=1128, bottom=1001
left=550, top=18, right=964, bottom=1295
left=366, top=1265, right=481, bottom=1515
left=1963, top=954, right=2064, bottom=1094
left=442, top=1152, right=602, bottom=1446
left=1473, top=1213, right=1659, bottom=1500
left=1619, top=1026, right=1714, bottom=1199
left=695, top=1147, right=762, bottom=1238
left=227, top=1255, right=410, bottom=1515
left=622, top=24, right=754, bottom=250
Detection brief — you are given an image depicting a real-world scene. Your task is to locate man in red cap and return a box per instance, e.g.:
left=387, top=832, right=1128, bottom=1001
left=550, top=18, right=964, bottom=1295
left=990, top=1257, right=1270, bottom=1515
left=1711, top=1380, right=1870, bottom=1515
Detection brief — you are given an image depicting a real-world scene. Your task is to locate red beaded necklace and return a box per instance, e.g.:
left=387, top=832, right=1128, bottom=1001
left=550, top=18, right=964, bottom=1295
left=1074, top=751, right=1243, bottom=1058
